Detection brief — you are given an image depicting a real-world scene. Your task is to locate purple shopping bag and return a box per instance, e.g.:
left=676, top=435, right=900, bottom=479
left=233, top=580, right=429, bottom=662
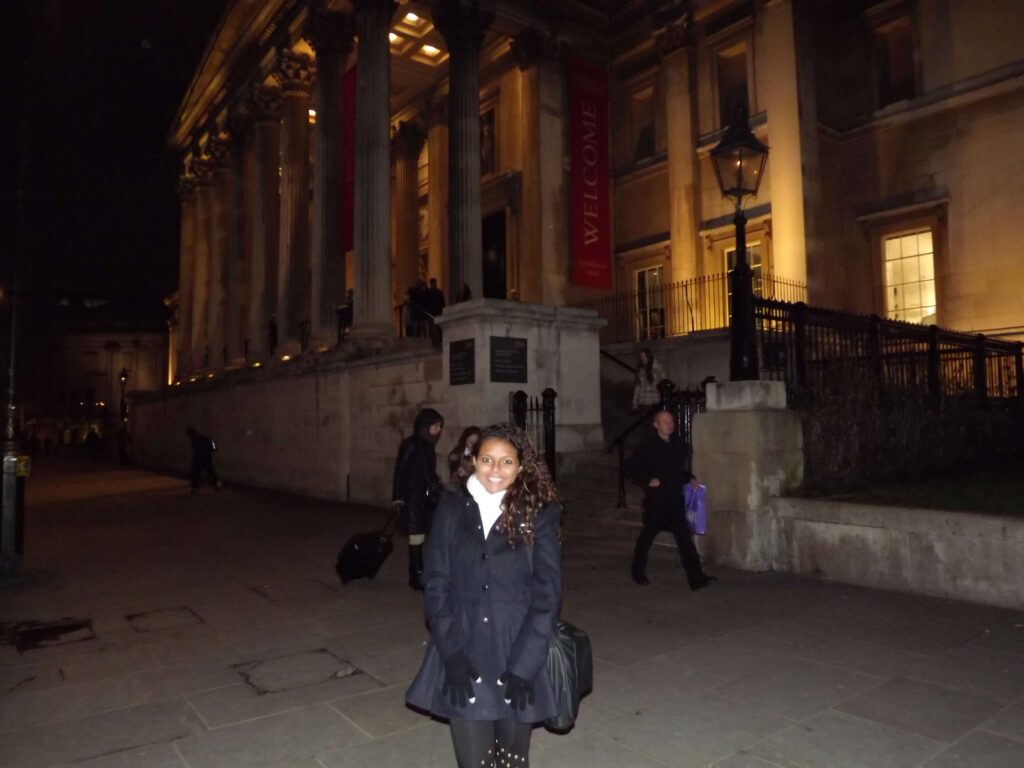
left=684, top=483, right=707, bottom=535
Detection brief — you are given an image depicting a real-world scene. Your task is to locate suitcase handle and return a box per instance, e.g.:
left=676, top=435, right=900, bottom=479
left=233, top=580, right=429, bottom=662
left=381, top=504, right=403, bottom=539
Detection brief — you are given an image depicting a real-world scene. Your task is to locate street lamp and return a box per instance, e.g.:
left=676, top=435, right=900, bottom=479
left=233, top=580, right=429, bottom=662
left=118, top=367, right=129, bottom=423
left=710, top=104, right=769, bottom=381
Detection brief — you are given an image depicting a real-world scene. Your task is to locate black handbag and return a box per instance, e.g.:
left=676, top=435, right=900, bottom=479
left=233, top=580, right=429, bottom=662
left=544, top=620, right=593, bottom=732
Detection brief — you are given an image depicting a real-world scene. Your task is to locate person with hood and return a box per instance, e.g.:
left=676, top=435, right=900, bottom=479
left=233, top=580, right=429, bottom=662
left=392, top=407, right=445, bottom=590
left=186, top=427, right=222, bottom=494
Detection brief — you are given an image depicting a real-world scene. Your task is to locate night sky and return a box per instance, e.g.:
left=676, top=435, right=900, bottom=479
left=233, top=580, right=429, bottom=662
left=3, top=0, right=229, bottom=309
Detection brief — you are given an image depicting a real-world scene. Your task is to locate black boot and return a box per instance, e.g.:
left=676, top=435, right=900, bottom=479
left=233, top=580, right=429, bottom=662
left=408, top=544, right=425, bottom=591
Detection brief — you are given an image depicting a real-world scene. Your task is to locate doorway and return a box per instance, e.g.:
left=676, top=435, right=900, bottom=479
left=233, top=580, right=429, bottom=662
left=482, top=210, right=507, bottom=299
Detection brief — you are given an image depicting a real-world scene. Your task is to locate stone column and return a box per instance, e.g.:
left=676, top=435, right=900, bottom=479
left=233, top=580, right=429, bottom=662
left=351, top=0, right=396, bottom=338
left=392, top=120, right=427, bottom=317
left=225, top=117, right=249, bottom=368
left=512, top=27, right=568, bottom=305
left=207, top=132, right=233, bottom=368
left=247, top=85, right=282, bottom=362
left=274, top=49, right=316, bottom=355
left=176, top=172, right=197, bottom=377
left=657, top=19, right=700, bottom=286
left=434, top=0, right=490, bottom=301
left=425, top=97, right=449, bottom=294
left=190, top=156, right=214, bottom=369
left=309, top=12, right=355, bottom=348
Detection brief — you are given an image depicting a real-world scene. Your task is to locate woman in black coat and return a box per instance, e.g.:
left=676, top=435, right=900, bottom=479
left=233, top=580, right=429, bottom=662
left=406, top=424, right=562, bottom=768
left=392, top=408, right=444, bottom=590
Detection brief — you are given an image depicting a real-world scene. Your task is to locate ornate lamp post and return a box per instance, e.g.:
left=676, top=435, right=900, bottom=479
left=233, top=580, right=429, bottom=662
left=118, top=367, right=129, bottom=423
left=710, top=105, right=769, bottom=381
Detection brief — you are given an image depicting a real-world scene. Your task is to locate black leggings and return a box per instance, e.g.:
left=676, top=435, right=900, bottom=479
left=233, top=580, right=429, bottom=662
left=449, top=718, right=532, bottom=768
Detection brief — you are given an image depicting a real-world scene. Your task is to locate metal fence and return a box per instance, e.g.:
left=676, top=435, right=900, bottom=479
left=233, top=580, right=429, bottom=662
left=755, top=299, right=1024, bottom=403
left=573, top=272, right=807, bottom=345
left=508, top=389, right=557, bottom=481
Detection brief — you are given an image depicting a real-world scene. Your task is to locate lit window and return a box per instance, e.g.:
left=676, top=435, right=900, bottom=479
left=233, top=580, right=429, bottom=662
left=884, top=230, right=935, bottom=324
left=635, top=266, right=666, bottom=340
left=308, top=108, right=316, bottom=125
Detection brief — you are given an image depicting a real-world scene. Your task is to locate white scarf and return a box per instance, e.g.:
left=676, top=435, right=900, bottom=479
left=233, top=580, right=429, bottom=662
left=467, top=474, right=506, bottom=539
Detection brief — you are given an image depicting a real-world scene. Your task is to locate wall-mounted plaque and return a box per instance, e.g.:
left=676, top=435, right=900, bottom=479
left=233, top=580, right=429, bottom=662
left=449, top=338, right=475, bottom=385
left=490, top=336, right=528, bottom=383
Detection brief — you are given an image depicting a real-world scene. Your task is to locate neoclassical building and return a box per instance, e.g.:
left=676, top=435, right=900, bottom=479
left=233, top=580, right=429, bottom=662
left=169, top=0, right=1024, bottom=384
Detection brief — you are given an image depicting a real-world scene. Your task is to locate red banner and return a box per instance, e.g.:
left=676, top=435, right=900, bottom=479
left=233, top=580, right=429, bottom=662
left=340, top=66, right=357, bottom=253
left=569, top=59, right=612, bottom=290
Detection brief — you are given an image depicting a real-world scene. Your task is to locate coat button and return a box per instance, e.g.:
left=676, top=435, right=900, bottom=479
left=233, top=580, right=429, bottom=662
left=482, top=584, right=489, bottom=592
left=482, top=616, right=489, bottom=623
left=482, top=553, right=488, bottom=560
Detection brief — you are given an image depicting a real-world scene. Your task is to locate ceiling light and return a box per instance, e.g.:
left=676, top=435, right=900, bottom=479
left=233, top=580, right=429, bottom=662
left=389, top=32, right=400, bottom=43
left=421, top=44, right=441, bottom=57
left=404, top=12, right=420, bottom=22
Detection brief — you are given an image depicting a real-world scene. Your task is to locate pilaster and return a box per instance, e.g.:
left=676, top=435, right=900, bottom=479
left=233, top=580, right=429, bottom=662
left=434, top=0, right=492, bottom=302
left=207, top=132, right=233, bottom=369
left=351, top=0, right=397, bottom=339
left=309, top=11, right=356, bottom=349
left=190, top=156, right=214, bottom=369
left=274, top=48, right=316, bottom=355
left=392, top=120, right=427, bottom=317
left=247, top=84, right=282, bottom=362
left=657, top=16, right=701, bottom=285
left=176, top=172, right=197, bottom=377
left=425, top=97, right=449, bottom=296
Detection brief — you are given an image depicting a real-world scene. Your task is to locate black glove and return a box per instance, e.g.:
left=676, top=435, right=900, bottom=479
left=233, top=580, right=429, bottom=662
left=498, top=671, right=535, bottom=711
left=442, top=651, right=479, bottom=707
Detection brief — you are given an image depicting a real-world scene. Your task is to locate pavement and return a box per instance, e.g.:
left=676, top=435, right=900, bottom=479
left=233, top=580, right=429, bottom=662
left=2, top=460, right=1024, bottom=768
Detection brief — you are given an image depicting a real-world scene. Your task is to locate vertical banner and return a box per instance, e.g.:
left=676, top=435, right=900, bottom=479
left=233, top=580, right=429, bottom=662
left=569, top=59, right=612, bottom=290
left=339, top=66, right=357, bottom=253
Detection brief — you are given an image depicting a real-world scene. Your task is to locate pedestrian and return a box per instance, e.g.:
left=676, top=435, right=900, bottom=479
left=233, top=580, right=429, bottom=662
left=406, top=424, right=562, bottom=768
left=448, top=426, right=481, bottom=481
left=632, top=347, right=665, bottom=412
left=454, top=282, right=472, bottom=303
left=186, top=427, right=222, bottom=494
left=392, top=408, right=445, bottom=591
left=85, top=429, right=101, bottom=463
left=625, top=409, right=715, bottom=590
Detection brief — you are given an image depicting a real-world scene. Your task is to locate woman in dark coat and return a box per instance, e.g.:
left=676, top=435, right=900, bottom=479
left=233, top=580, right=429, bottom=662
left=406, top=424, right=562, bottom=768
left=392, top=407, right=444, bottom=590
left=447, top=426, right=481, bottom=481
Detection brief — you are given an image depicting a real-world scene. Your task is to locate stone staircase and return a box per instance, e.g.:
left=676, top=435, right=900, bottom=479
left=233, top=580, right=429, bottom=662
left=557, top=448, right=642, bottom=523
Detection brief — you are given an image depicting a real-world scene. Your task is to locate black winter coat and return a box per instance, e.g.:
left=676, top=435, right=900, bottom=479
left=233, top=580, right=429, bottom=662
left=405, top=488, right=562, bottom=723
left=625, top=433, right=693, bottom=512
left=392, top=434, right=440, bottom=536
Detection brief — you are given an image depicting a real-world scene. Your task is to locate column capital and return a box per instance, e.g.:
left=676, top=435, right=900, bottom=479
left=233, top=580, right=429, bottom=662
left=655, top=15, right=695, bottom=59
left=391, top=120, right=426, bottom=160
left=178, top=174, right=197, bottom=200
left=351, top=0, right=397, bottom=15
left=207, top=132, right=234, bottom=169
left=274, top=49, right=317, bottom=95
left=307, top=9, right=356, bottom=58
left=510, top=26, right=564, bottom=70
left=191, top=156, right=215, bottom=186
left=249, top=83, right=283, bottom=120
left=433, top=0, right=494, bottom=55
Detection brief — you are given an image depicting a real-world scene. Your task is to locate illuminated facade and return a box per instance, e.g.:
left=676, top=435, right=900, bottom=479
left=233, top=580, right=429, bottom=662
left=170, top=0, right=1024, bottom=382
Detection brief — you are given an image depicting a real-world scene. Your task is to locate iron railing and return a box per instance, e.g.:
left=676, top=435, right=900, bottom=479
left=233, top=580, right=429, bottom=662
left=574, top=272, right=806, bottom=345
left=755, top=299, right=1024, bottom=404
left=509, top=389, right=557, bottom=481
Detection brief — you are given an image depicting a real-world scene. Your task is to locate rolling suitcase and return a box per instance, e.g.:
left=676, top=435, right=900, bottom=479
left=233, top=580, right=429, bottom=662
left=335, top=506, right=401, bottom=584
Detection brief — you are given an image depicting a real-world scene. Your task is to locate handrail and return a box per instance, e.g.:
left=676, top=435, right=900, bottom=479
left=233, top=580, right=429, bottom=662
left=600, top=348, right=637, bottom=375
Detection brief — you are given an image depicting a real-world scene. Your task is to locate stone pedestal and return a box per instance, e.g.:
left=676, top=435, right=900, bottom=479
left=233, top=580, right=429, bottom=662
left=434, top=299, right=605, bottom=453
left=692, top=380, right=803, bottom=570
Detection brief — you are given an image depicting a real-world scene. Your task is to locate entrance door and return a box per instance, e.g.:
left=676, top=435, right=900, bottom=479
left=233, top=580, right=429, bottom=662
left=482, top=211, right=507, bottom=299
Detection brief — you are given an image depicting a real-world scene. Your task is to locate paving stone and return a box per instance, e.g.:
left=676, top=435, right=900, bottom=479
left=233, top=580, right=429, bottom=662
left=746, top=709, right=943, bottom=768
left=328, top=683, right=426, bottom=738
left=0, top=663, right=63, bottom=693
left=657, top=632, right=796, bottom=684
left=175, top=703, right=368, bottom=768
left=983, top=698, right=1024, bottom=742
left=72, top=742, right=188, bottom=767
left=532, top=728, right=671, bottom=768
left=837, top=677, right=1004, bottom=742
left=795, top=638, right=929, bottom=678
left=234, top=648, right=358, bottom=694
left=0, top=699, right=204, bottom=767
left=317, top=719, right=454, bottom=768
left=905, top=645, right=1024, bottom=703
left=127, top=607, right=204, bottom=633
left=587, top=657, right=725, bottom=716
left=600, top=692, right=790, bottom=768
left=711, top=658, right=882, bottom=720
left=710, top=755, right=786, bottom=768
left=247, top=577, right=338, bottom=603
left=923, top=730, right=1024, bottom=767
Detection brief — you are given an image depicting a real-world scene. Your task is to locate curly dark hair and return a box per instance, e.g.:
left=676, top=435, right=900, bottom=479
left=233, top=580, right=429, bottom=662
left=469, top=424, right=559, bottom=547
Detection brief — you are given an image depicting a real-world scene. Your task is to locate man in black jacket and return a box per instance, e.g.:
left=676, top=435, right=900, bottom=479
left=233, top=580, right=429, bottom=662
left=392, top=408, right=444, bottom=590
left=186, top=427, right=222, bottom=494
left=625, top=409, right=714, bottom=590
